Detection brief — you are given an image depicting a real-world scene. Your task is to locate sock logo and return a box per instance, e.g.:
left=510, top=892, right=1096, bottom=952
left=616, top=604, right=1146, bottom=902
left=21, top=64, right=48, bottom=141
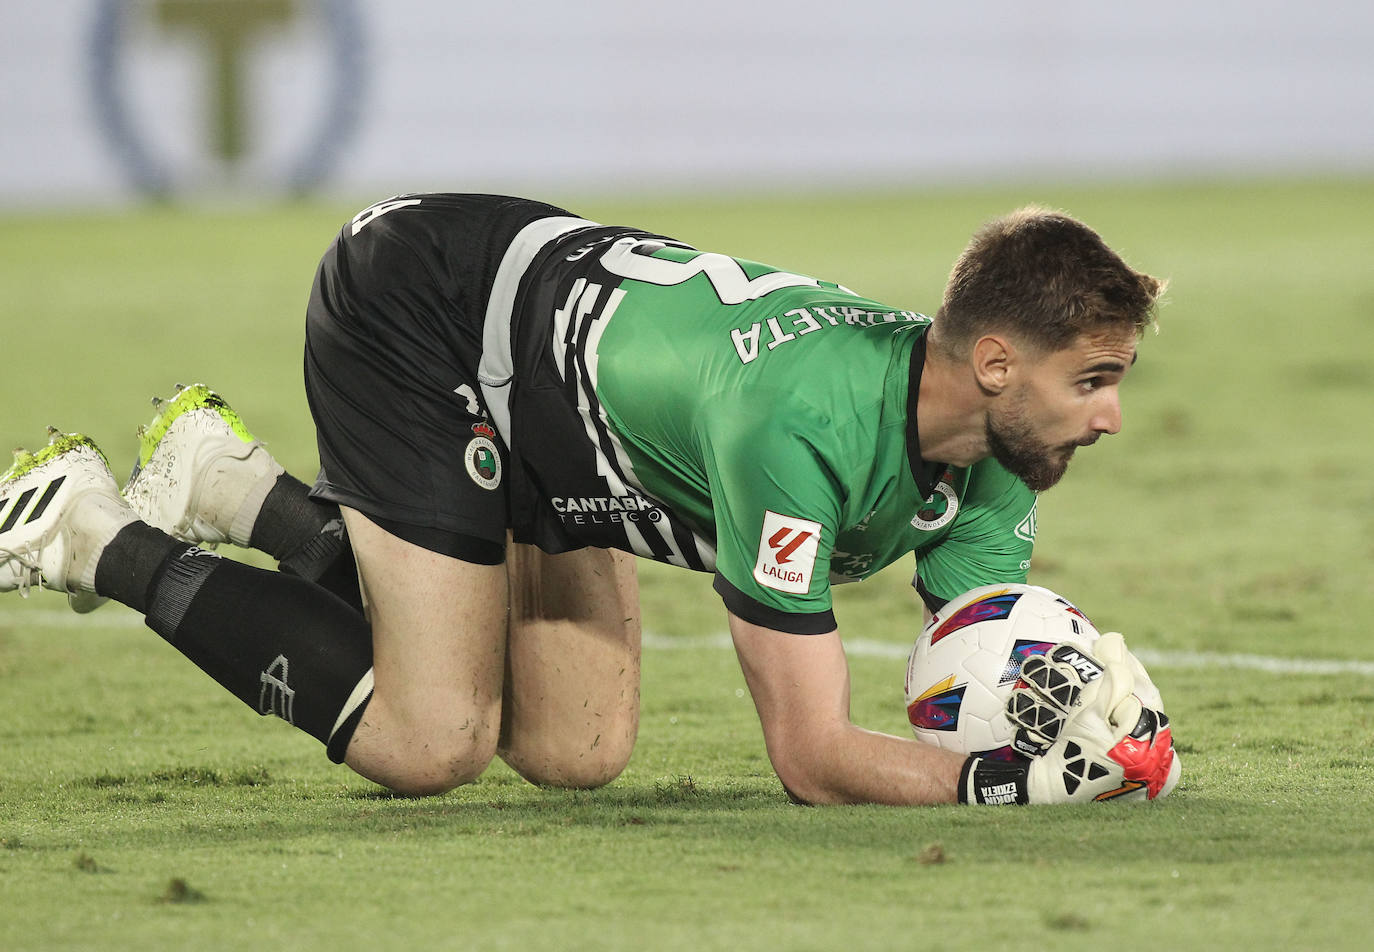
left=259, top=654, right=296, bottom=724
left=146, top=544, right=223, bottom=638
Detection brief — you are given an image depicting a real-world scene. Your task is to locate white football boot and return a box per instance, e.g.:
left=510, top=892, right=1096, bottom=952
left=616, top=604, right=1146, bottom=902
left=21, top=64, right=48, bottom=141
left=0, top=432, right=137, bottom=604
left=122, top=384, right=284, bottom=547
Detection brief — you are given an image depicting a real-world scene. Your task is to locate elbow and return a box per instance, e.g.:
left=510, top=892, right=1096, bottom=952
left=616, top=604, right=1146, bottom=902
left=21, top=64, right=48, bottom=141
left=766, top=741, right=848, bottom=807
left=778, top=777, right=822, bottom=807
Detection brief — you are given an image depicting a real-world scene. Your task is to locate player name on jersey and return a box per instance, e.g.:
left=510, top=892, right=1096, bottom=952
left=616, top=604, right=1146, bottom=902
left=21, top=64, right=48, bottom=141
left=730, top=307, right=926, bottom=365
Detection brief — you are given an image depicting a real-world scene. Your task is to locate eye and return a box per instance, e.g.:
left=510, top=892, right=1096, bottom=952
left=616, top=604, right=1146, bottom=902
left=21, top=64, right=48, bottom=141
left=1077, top=377, right=1101, bottom=393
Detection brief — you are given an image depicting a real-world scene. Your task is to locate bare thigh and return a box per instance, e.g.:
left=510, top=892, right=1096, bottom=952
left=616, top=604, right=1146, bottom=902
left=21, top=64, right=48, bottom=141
left=499, top=543, right=641, bottom=789
left=340, top=507, right=508, bottom=796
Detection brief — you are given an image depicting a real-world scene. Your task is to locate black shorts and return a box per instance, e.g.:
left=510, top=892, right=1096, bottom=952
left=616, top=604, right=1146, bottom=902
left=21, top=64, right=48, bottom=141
left=303, top=194, right=572, bottom=564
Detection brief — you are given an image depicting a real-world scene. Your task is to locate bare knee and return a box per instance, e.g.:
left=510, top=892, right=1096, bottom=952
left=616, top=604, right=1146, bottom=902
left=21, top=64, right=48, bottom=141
left=496, top=671, right=641, bottom=789
left=497, top=655, right=641, bottom=789
left=499, top=713, right=638, bottom=790
left=384, top=749, right=493, bottom=797
left=350, top=716, right=500, bottom=797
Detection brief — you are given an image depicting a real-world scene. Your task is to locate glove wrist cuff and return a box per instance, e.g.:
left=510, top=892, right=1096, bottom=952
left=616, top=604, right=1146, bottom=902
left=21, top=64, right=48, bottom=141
left=958, top=757, right=1030, bottom=805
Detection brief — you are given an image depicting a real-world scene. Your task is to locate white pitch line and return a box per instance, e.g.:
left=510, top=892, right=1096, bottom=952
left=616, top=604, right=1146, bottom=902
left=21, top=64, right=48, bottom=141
left=641, top=632, right=1374, bottom=678
left=5, top=608, right=1374, bottom=677
left=1131, top=648, right=1374, bottom=678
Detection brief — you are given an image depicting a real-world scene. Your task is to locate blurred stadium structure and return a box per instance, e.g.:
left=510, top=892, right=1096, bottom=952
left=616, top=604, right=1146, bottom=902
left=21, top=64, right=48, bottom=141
left=3, top=0, right=1372, bottom=206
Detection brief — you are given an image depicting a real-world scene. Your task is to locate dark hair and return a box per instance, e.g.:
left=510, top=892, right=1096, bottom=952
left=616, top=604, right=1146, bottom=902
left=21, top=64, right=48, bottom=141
left=930, top=206, right=1165, bottom=358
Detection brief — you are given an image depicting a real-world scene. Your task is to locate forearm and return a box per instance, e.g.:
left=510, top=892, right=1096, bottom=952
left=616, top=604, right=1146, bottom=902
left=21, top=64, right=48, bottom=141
left=727, top=612, right=968, bottom=805
left=765, top=720, right=966, bottom=806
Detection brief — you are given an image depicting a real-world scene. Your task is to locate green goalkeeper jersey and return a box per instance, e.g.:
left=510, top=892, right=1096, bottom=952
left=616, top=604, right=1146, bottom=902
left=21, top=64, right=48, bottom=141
left=486, top=215, right=1038, bottom=634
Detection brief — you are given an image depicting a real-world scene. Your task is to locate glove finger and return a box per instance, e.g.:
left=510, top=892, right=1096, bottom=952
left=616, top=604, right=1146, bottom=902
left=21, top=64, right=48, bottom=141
left=1100, top=631, right=1167, bottom=711
left=1092, top=630, right=1129, bottom=666
left=1007, top=690, right=1064, bottom=737
left=1109, top=691, right=1144, bottom=735
left=1009, top=655, right=1076, bottom=756
left=1090, top=633, right=1149, bottom=727
left=1018, top=653, right=1083, bottom=711
left=1020, top=640, right=1105, bottom=712
left=1006, top=691, right=1064, bottom=757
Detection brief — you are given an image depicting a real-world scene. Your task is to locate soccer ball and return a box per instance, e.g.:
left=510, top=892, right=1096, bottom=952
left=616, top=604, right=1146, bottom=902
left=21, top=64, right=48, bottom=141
left=904, top=583, right=1102, bottom=760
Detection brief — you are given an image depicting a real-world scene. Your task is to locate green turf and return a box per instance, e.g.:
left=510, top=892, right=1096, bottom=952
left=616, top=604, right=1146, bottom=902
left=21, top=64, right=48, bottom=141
left=3, top=180, right=1374, bottom=950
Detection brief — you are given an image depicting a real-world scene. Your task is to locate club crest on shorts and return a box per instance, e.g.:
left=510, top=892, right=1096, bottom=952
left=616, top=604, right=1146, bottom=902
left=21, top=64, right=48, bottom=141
left=464, top=436, right=501, bottom=490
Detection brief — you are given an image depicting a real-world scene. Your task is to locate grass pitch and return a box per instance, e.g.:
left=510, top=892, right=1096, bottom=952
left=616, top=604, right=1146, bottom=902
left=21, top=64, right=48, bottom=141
left=2, top=180, right=1373, bottom=950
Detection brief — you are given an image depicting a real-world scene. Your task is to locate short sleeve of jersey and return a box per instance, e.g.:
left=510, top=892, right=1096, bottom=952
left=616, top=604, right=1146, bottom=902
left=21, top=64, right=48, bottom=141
left=699, top=406, right=843, bottom=634
left=915, top=460, right=1036, bottom=608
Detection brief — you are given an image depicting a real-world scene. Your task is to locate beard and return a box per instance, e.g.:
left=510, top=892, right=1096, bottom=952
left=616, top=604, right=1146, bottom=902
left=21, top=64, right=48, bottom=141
left=984, top=395, right=1078, bottom=492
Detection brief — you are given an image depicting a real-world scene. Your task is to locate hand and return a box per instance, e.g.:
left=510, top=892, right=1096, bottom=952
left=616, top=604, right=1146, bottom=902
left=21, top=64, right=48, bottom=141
left=959, top=632, right=1181, bottom=805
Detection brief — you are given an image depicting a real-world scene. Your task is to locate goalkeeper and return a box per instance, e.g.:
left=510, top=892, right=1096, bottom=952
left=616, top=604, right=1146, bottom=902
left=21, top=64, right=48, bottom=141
left=0, top=194, right=1175, bottom=805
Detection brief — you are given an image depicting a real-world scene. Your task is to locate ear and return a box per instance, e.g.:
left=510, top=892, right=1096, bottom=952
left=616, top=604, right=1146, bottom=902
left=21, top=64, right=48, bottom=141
left=971, top=334, right=1015, bottom=395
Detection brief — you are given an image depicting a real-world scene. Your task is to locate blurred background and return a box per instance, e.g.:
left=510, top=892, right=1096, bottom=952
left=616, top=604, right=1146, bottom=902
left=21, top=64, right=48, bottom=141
left=4, top=0, right=1372, bottom=206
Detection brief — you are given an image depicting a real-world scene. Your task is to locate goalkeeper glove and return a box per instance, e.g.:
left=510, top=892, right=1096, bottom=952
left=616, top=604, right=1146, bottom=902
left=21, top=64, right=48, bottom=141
left=958, top=632, right=1180, bottom=805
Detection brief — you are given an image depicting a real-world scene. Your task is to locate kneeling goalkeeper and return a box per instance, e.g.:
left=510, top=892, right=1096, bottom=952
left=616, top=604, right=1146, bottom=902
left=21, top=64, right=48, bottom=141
left=0, top=194, right=1176, bottom=805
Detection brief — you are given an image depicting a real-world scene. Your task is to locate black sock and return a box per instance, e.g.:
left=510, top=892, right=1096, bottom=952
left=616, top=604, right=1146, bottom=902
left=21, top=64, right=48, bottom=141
left=97, top=523, right=374, bottom=762
left=248, top=473, right=338, bottom=558
left=250, top=474, right=362, bottom=613
left=277, top=523, right=362, bottom=615
left=95, top=521, right=181, bottom=614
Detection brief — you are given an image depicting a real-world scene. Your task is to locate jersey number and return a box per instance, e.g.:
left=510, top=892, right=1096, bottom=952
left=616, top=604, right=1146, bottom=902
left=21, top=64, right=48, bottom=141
left=597, top=237, right=819, bottom=305
left=350, top=197, right=422, bottom=236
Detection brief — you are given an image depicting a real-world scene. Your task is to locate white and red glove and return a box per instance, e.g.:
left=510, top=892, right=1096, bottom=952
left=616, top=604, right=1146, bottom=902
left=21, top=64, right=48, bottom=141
left=958, top=632, right=1180, bottom=805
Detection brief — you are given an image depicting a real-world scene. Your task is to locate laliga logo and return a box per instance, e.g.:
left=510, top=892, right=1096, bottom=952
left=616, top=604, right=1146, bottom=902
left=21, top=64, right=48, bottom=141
left=767, top=526, right=813, bottom=565
left=89, top=0, right=364, bottom=195
left=753, top=511, right=821, bottom=595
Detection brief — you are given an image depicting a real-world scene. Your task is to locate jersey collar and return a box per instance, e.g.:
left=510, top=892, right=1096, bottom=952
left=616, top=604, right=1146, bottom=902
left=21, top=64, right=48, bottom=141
left=906, top=331, right=949, bottom=499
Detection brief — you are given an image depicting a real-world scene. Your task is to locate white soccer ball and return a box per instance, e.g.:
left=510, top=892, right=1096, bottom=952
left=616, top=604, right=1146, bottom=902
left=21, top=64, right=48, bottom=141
left=904, top=583, right=1102, bottom=760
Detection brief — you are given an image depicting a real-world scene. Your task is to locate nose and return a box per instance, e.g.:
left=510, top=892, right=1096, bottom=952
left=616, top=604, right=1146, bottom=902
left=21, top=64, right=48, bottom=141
left=1093, top=390, right=1123, bottom=435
